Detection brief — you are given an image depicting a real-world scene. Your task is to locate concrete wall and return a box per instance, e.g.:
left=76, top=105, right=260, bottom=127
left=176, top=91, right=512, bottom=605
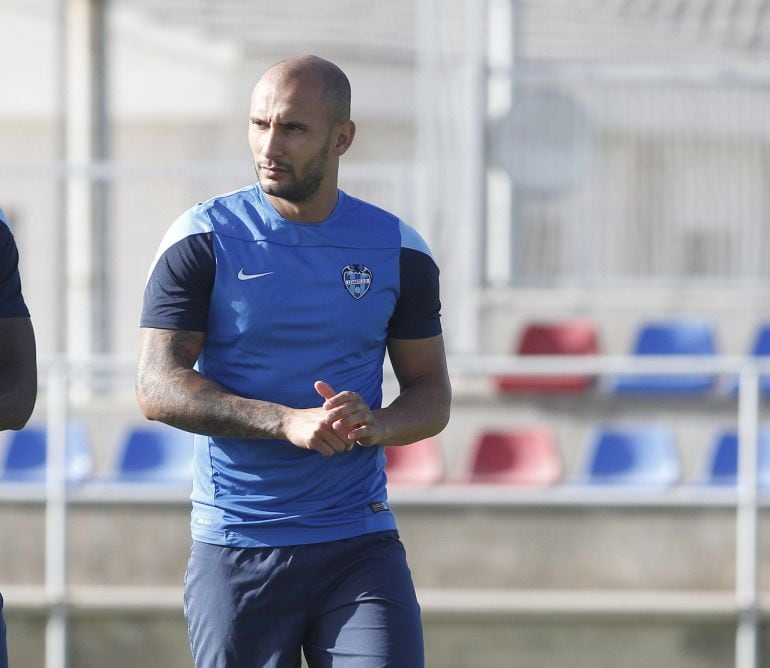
left=3, top=611, right=748, bottom=668
left=2, top=496, right=769, bottom=667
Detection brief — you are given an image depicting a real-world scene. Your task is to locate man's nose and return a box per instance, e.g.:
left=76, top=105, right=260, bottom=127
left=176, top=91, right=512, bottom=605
left=262, top=126, right=284, bottom=158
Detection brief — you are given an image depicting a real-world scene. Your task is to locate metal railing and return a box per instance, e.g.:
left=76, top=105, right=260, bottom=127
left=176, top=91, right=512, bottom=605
left=20, top=354, right=770, bottom=668
left=448, top=353, right=768, bottom=668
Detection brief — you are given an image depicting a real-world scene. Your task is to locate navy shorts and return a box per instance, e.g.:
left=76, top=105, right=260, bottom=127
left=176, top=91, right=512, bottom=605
left=184, top=531, right=424, bottom=668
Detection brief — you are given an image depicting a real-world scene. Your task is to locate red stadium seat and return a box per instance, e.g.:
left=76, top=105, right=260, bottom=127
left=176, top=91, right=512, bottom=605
left=385, top=437, right=443, bottom=486
left=464, top=426, right=562, bottom=485
left=496, top=319, right=599, bottom=393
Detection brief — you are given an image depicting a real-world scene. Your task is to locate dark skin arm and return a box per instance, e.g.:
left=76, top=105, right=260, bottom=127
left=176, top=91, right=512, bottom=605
left=136, top=327, right=353, bottom=457
left=135, top=328, right=451, bottom=454
left=0, top=317, right=37, bottom=430
left=319, top=335, right=452, bottom=447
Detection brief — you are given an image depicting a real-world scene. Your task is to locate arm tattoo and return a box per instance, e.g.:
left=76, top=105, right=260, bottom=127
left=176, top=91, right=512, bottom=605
left=137, top=328, right=286, bottom=440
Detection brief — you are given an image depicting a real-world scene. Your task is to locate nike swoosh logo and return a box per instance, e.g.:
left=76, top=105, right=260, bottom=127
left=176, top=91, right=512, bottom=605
left=238, top=269, right=274, bottom=281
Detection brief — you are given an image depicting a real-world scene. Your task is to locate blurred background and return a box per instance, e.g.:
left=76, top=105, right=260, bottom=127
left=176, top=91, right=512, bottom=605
left=3, top=0, right=770, bottom=666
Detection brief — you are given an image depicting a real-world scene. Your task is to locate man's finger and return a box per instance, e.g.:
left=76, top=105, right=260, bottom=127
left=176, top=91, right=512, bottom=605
left=314, top=380, right=336, bottom=401
left=322, top=390, right=365, bottom=412
left=310, top=433, right=348, bottom=457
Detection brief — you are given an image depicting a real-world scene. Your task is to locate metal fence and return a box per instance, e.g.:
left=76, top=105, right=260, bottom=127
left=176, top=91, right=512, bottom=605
left=483, top=0, right=770, bottom=288
left=4, top=354, right=765, bottom=668
left=487, top=69, right=770, bottom=288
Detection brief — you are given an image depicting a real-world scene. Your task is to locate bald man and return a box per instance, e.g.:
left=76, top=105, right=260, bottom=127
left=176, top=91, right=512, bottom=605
left=0, top=207, right=37, bottom=668
left=137, top=55, right=450, bottom=667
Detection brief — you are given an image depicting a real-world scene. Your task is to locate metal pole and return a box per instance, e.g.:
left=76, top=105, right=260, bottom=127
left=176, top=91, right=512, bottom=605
left=65, top=0, right=108, bottom=366
left=508, top=0, right=520, bottom=287
left=415, top=0, right=440, bottom=250
left=91, top=0, right=110, bottom=358
left=54, top=0, right=68, bottom=356
left=735, top=363, right=760, bottom=668
left=65, top=0, right=94, bottom=362
left=451, top=0, right=487, bottom=354
left=45, top=360, right=69, bottom=668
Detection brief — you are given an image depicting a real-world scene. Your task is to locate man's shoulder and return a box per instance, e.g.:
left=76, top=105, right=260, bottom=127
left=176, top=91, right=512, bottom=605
left=341, top=191, right=401, bottom=227
left=338, top=193, right=435, bottom=259
left=339, top=191, right=424, bottom=253
left=0, top=210, right=19, bottom=264
left=195, top=183, right=257, bottom=209
left=397, top=220, right=433, bottom=260
left=0, top=209, right=14, bottom=245
left=190, top=184, right=258, bottom=224
left=168, top=184, right=263, bottom=242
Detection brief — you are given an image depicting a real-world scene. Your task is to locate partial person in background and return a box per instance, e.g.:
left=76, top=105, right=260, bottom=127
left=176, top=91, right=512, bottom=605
left=136, top=54, right=451, bottom=667
left=0, top=207, right=38, bottom=668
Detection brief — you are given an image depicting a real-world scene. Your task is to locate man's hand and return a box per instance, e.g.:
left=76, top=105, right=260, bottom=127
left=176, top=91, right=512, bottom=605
left=279, top=381, right=382, bottom=456
left=314, top=380, right=384, bottom=447
left=281, top=398, right=353, bottom=457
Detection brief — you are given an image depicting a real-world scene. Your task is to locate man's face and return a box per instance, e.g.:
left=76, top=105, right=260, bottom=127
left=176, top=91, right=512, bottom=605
left=248, top=73, right=336, bottom=204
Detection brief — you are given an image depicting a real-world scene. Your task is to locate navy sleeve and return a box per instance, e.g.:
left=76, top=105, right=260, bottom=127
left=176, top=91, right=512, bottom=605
left=388, top=248, right=442, bottom=339
left=140, top=232, right=215, bottom=331
left=0, top=221, right=30, bottom=318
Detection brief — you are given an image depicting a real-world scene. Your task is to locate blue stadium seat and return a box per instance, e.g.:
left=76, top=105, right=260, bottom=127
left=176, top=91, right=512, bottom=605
left=729, top=324, right=770, bottom=398
left=0, top=422, right=93, bottom=483
left=112, top=425, right=193, bottom=483
left=750, top=323, right=770, bottom=359
left=608, top=319, right=718, bottom=395
left=702, top=427, right=770, bottom=487
left=580, top=424, right=680, bottom=487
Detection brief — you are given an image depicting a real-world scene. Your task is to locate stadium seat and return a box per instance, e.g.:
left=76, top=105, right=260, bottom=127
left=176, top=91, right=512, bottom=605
left=701, top=427, right=770, bottom=487
left=607, top=319, right=718, bottom=395
left=496, top=319, right=599, bottom=393
left=729, top=324, right=770, bottom=398
left=385, top=437, right=443, bottom=486
left=0, top=422, right=93, bottom=483
left=463, top=426, right=562, bottom=485
left=580, top=424, right=680, bottom=487
left=111, top=425, right=194, bottom=483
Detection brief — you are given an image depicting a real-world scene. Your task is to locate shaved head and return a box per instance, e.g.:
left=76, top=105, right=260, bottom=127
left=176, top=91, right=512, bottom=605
left=248, top=54, right=356, bottom=221
left=259, top=55, right=351, bottom=125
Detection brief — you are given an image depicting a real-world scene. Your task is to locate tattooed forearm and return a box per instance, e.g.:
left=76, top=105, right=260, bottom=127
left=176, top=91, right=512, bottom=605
left=136, top=327, right=288, bottom=440
left=179, top=383, right=288, bottom=439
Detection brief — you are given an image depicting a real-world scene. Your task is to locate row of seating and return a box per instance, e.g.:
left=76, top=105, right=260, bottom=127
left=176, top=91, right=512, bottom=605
left=497, top=318, right=770, bottom=395
left=385, top=425, right=770, bottom=487
left=3, top=421, right=765, bottom=490
left=0, top=423, right=192, bottom=484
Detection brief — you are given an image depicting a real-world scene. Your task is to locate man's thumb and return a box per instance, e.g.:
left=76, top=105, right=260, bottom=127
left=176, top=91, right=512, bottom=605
left=314, top=380, right=336, bottom=400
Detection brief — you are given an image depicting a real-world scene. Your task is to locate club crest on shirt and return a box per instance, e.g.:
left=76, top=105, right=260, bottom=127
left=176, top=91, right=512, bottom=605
left=341, top=264, right=373, bottom=299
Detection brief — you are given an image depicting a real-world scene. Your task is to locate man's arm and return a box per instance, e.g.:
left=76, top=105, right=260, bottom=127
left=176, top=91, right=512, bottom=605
left=0, top=317, right=37, bottom=430
left=136, top=327, right=352, bottom=456
left=322, top=334, right=451, bottom=447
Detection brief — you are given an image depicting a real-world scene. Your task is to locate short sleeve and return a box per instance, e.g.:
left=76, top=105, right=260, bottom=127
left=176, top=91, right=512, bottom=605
left=0, top=212, right=30, bottom=318
left=140, top=208, right=216, bottom=331
left=387, top=247, right=442, bottom=340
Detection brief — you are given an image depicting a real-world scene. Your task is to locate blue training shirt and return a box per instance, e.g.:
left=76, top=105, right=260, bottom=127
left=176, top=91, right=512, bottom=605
left=141, top=184, right=442, bottom=547
left=0, top=209, right=30, bottom=318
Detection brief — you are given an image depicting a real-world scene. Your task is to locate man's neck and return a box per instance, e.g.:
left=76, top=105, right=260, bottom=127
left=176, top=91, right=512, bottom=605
left=265, top=188, right=339, bottom=224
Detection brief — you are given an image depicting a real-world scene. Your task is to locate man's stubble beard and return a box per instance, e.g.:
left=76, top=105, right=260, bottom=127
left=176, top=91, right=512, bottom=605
left=257, top=138, right=331, bottom=204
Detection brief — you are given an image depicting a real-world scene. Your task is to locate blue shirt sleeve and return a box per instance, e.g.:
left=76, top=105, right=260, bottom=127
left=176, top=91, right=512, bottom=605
left=140, top=232, right=215, bottom=331
left=0, top=213, right=30, bottom=318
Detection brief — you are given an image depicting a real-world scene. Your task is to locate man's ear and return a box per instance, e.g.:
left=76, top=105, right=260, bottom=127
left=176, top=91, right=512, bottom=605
left=333, top=120, right=356, bottom=157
